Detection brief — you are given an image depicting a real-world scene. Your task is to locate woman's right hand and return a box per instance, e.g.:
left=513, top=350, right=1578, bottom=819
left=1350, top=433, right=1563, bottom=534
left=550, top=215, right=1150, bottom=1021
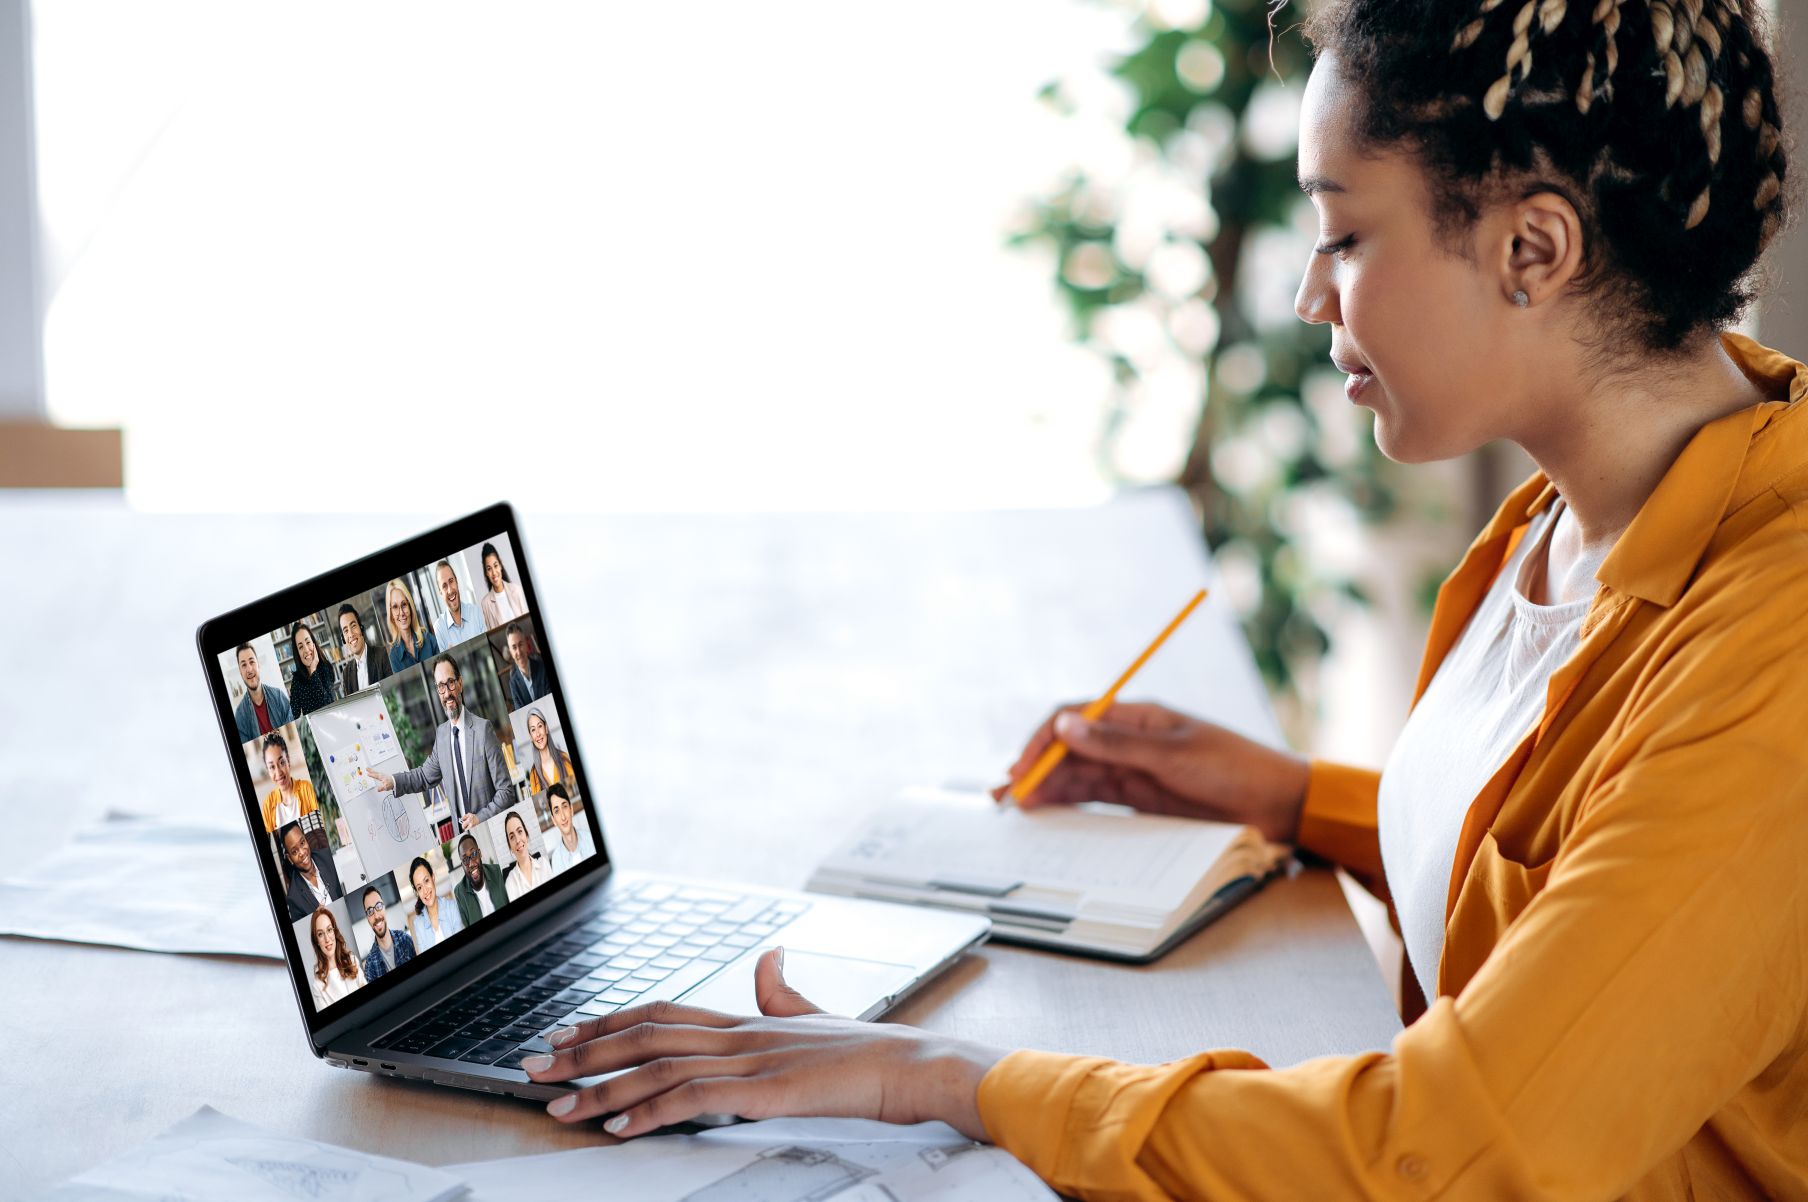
left=991, top=701, right=1310, bottom=844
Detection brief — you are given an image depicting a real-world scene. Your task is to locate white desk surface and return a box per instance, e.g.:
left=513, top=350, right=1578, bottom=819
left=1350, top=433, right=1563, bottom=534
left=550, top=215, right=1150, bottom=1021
left=0, top=490, right=1399, bottom=1198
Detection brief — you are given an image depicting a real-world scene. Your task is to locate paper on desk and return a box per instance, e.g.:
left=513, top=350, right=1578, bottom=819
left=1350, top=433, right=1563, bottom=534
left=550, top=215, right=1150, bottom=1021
left=31, top=1106, right=465, bottom=1202
left=0, top=812, right=281, bottom=959
left=450, top=1117, right=1057, bottom=1202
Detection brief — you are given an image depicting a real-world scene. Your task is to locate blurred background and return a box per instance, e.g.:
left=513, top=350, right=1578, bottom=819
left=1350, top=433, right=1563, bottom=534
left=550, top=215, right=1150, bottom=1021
left=4, top=0, right=1802, bottom=760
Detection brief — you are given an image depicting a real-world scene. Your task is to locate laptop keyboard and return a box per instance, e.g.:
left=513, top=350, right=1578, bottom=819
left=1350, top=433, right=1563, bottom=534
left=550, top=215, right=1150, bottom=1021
left=370, top=881, right=810, bottom=1071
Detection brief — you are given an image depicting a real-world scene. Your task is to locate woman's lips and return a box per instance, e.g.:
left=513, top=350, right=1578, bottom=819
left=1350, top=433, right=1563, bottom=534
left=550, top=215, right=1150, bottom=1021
left=1344, top=369, right=1375, bottom=402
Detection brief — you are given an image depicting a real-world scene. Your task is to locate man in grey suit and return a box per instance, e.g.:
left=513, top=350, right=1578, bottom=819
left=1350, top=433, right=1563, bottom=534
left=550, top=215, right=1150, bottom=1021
left=370, top=655, right=514, bottom=831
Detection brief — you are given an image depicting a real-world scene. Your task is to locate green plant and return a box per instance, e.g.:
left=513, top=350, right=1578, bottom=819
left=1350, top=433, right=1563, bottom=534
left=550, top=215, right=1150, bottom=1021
left=1014, top=0, right=1406, bottom=706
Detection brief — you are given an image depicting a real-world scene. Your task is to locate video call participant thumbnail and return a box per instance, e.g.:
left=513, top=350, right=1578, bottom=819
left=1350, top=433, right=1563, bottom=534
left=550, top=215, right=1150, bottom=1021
left=281, top=821, right=343, bottom=922
left=522, top=706, right=574, bottom=793
left=260, top=730, right=320, bottom=833
left=358, top=885, right=416, bottom=983
left=543, top=783, right=594, bottom=875
left=503, top=624, right=550, bottom=710
left=434, top=560, right=484, bottom=649
left=308, top=906, right=365, bottom=1008
left=499, top=809, right=550, bottom=902
left=287, top=620, right=338, bottom=718
left=385, top=579, right=440, bottom=674
left=452, top=832, right=508, bottom=926
left=406, top=854, right=463, bottom=953
left=337, top=603, right=392, bottom=696
left=371, top=655, right=514, bottom=831
left=233, top=643, right=293, bottom=742
left=478, top=541, right=526, bottom=626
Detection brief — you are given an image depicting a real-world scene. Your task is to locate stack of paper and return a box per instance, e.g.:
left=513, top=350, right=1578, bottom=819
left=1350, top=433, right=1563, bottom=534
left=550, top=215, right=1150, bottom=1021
left=33, top=1107, right=1057, bottom=1202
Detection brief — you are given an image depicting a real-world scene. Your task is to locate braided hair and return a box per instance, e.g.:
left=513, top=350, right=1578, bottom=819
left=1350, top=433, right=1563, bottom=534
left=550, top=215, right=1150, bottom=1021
left=1302, top=0, right=1790, bottom=351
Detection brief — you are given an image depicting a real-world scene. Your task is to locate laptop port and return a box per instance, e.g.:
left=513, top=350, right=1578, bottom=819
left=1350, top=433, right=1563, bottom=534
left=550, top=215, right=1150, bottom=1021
left=353, top=1058, right=368, bottom=1066
left=380, top=1063, right=397, bottom=1071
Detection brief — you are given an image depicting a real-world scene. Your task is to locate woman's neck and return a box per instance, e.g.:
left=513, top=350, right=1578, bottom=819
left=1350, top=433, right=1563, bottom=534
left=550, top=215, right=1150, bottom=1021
left=1514, top=336, right=1772, bottom=551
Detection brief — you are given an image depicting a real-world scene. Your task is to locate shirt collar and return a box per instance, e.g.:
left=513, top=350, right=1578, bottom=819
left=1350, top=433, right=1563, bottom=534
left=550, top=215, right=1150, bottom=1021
left=1482, top=333, right=1807, bottom=608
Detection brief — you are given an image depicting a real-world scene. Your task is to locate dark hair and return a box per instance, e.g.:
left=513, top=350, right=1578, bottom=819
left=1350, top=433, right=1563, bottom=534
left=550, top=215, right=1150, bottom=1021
left=1302, top=0, right=1790, bottom=351
left=407, top=855, right=435, bottom=914
left=236, top=643, right=255, bottom=658
left=458, top=832, right=481, bottom=856
left=291, top=622, right=321, bottom=673
left=432, top=654, right=461, bottom=681
left=362, top=885, right=383, bottom=908
left=481, top=542, right=511, bottom=585
left=546, top=781, right=570, bottom=804
left=263, top=732, right=290, bottom=761
left=337, top=604, right=362, bottom=630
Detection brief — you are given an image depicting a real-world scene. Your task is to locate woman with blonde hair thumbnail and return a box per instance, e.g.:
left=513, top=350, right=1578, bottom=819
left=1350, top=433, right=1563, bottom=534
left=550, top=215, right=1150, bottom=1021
left=308, top=907, right=364, bottom=1008
left=384, top=578, right=439, bottom=674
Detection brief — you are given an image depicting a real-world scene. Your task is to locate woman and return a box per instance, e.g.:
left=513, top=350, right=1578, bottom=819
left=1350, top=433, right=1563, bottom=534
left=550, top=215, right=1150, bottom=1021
left=406, top=854, right=463, bottom=953
left=522, top=708, right=575, bottom=794
left=280, top=821, right=342, bottom=922
left=307, top=906, right=364, bottom=1008
left=286, top=620, right=337, bottom=717
left=523, top=4, right=1806, bottom=1197
left=384, top=579, right=439, bottom=673
left=500, top=809, right=548, bottom=901
left=478, top=542, right=527, bottom=627
left=259, top=731, right=319, bottom=834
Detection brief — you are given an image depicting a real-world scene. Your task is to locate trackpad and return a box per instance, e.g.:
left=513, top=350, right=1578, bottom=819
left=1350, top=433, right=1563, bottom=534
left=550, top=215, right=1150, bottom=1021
left=683, top=950, right=917, bottom=1019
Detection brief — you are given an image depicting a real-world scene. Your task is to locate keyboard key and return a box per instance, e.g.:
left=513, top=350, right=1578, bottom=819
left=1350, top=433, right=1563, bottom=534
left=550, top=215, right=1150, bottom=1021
left=607, top=956, right=649, bottom=971
left=459, top=1039, right=519, bottom=1065
left=722, top=899, right=767, bottom=923
left=700, top=944, right=741, bottom=962
left=652, top=956, right=691, bottom=971
left=722, top=933, right=759, bottom=948
left=624, top=922, right=657, bottom=935
left=552, top=989, right=593, bottom=1009
left=499, top=1024, right=540, bottom=1042
left=636, top=883, right=677, bottom=902
left=629, top=967, right=672, bottom=984
left=644, top=934, right=681, bottom=948
left=673, top=943, right=714, bottom=959
left=701, top=923, right=737, bottom=937
left=569, top=952, right=609, bottom=969
left=601, top=987, right=645, bottom=1004
left=678, top=888, right=738, bottom=902
left=742, top=923, right=778, bottom=937
left=495, top=1048, right=538, bottom=1070
left=425, top=1035, right=481, bottom=1060
left=637, top=959, right=725, bottom=1004
left=578, top=998, right=620, bottom=1017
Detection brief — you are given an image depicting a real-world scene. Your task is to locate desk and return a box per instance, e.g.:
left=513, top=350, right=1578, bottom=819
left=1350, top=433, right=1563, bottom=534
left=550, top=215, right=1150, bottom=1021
left=0, top=491, right=1400, bottom=1198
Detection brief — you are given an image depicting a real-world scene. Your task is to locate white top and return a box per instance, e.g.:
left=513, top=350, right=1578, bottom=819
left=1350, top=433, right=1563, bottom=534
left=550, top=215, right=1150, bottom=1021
left=545, top=823, right=596, bottom=875
left=272, top=795, right=301, bottom=830
left=309, top=961, right=364, bottom=1008
left=347, top=652, right=368, bottom=694
left=300, top=867, right=332, bottom=911
left=475, top=884, right=497, bottom=918
left=1378, top=499, right=1611, bottom=1002
left=504, top=856, right=545, bottom=901
left=489, top=587, right=516, bottom=622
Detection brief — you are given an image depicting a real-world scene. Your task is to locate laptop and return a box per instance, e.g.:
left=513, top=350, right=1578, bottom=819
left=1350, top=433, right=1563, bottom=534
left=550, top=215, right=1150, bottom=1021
left=197, top=502, right=989, bottom=1104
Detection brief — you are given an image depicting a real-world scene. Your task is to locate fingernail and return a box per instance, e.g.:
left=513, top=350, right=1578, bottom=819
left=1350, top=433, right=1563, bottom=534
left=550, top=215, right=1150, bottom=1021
left=548, top=1026, right=578, bottom=1047
left=547, top=1094, right=576, bottom=1117
left=521, top=1054, right=553, bottom=1072
left=604, top=1113, right=630, bottom=1135
left=1055, top=713, right=1083, bottom=740
left=775, top=946, right=785, bottom=972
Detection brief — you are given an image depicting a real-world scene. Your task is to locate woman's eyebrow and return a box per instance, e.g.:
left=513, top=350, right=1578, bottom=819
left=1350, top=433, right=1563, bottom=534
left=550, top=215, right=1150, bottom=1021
left=1299, top=174, right=1347, bottom=196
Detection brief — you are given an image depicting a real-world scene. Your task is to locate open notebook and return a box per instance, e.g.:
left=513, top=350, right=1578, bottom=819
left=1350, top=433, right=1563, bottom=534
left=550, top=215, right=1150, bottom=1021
left=807, top=788, right=1292, bottom=962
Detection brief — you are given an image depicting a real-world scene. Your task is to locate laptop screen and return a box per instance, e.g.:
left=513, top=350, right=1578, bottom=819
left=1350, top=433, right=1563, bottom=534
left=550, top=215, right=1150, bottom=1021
left=204, top=513, right=603, bottom=1020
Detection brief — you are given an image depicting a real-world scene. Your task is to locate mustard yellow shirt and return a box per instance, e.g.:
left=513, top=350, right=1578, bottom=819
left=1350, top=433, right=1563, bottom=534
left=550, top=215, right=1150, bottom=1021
left=261, top=779, right=320, bottom=833
left=978, top=334, right=1808, bottom=1200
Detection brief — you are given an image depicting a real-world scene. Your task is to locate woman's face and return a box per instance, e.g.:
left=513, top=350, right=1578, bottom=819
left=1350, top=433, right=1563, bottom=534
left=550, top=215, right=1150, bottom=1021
left=389, top=590, right=412, bottom=634
left=284, top=827, right=311, bottom=870
left=314, top=915, right=336, bottom=957
left=507, top=814, right=530, bottom=859
left=295, top=625, right=318, bottom=671
left=266, top=744, right=292, bottom=790
left=412, top=864, right=434, bottom=904
left=529, top=713, right=548, bottom=750
left=1294, top=55, right=1525, bottom=464
left=485, top=553, right=503, bottom=590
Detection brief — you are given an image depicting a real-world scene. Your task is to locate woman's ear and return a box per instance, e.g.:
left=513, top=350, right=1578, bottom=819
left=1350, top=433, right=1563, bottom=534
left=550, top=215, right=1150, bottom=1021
left=1504, top=191, right=1584, bottom=307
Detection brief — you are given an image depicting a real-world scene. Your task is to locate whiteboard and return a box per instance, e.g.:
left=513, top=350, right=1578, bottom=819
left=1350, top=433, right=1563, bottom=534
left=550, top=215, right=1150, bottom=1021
left=308, top=693, right=430, bottom=882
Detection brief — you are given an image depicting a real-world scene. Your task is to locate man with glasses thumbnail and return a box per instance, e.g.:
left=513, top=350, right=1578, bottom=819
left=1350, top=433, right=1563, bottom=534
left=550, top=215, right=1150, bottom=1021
left=358, top=886, right=417, bottom=982
left=371, top=655, right=514, bottom=831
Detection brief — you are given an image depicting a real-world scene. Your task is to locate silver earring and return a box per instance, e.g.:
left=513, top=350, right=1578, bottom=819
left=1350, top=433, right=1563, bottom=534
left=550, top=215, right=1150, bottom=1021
left=1512, top=290, right=1530, bottom=308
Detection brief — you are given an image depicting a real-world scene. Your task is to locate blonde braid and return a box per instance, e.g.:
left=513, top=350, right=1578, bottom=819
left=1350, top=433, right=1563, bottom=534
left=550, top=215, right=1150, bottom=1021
left=1484, top=0, right=1542, bottom=119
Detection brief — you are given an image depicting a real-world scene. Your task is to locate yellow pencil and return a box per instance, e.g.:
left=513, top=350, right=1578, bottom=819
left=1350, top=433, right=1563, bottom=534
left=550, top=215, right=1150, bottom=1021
left=1004, top=588, right=1209, bottom=805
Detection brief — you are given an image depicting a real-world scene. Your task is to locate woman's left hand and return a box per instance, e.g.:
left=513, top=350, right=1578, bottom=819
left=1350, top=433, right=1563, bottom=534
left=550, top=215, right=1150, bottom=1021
left=522, top=948, right=1006, bottom=1141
